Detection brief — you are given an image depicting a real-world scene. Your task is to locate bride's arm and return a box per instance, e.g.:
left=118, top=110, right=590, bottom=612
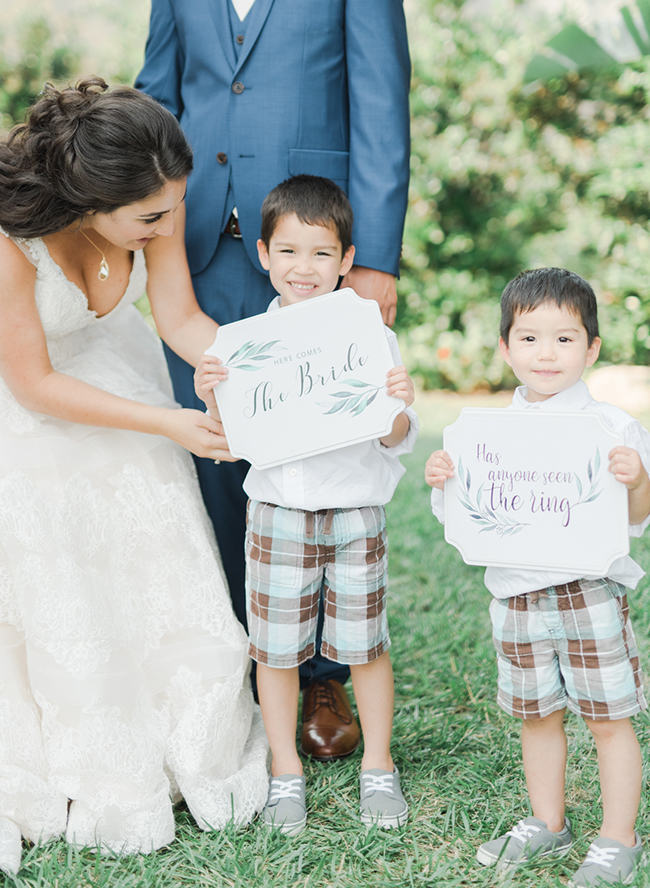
left=144, top=202, right=220, bottom=364
left=0, top=235, right=231, bottom=460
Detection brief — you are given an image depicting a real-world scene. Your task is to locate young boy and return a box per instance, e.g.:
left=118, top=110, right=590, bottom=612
left=195, top=175, right=418, bottom=834
left=426, top=267, right=650, bottom=886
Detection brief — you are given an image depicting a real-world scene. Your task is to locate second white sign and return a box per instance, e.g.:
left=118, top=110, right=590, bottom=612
left=443, top=408, right=629, bottom=575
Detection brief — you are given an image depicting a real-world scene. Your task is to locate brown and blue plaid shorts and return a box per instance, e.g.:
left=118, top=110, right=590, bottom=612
left=490, top=577, right=647, bottom=721
left=245, top=500, right=390, bottom=668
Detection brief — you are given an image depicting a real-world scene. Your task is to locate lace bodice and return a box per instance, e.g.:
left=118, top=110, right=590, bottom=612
left=0, top=226, right=147, bottom=340
left=0, top=227, right=168, bottom=435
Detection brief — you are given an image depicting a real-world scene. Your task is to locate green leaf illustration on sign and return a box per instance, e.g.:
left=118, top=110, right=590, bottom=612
left=455, top=455, right=530, bottom=537
left=574, top=448, right=603, bottom=508
left=226, top=340, right=287, bottom=370
left=318, top=380, right=383, bottom=416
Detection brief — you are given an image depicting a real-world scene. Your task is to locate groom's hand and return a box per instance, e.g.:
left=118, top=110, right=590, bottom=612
left=341, top=266, right=397, bottom=327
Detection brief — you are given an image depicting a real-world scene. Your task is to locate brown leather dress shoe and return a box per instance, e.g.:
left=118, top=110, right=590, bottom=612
left=300, top=679, right=361, bottom=761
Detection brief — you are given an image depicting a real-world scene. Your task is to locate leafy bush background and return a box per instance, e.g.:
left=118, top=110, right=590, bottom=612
left=402, top=0, right=650, bottom=390
left=3, top=0, right=650, bottom=392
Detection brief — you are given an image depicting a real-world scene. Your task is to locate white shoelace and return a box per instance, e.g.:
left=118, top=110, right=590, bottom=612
left=268, top=778, right=303, bottom=803
left=507, top=821, right=541, bottom=842
left=583, top=843, right=620, bottom=869
left=361, top=773, right=396, bottom=795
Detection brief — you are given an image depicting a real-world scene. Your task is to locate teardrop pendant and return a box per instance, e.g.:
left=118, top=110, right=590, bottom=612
left=98, top=258, right=110, bottom=281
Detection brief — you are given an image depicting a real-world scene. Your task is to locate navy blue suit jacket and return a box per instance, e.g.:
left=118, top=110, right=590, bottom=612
left=136, top=0, right=411, bottom=278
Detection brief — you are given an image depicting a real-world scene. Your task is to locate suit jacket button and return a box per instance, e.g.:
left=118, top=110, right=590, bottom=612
left=217, top=152, right=228, bottom=164
left=236, top=34, right=244, bottom=44
left=232, top=81, right=245, bottom=94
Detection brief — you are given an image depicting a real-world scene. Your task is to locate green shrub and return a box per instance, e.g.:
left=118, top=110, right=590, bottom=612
left=400, top=1, right=650, bottom=390
left=0, top=18, right=78, bottom=130
left=399, top=1, right=562, bottom=389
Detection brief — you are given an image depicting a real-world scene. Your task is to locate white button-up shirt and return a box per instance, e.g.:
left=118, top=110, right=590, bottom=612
left=231, top=0, right=256, bottom=21
left=244, top=298, right=418, bottom=510
left=431, top=379, right=650, bottom=598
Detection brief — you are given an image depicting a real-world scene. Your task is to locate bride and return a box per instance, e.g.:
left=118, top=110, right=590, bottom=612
left=0, top=77, right=268, bottom=873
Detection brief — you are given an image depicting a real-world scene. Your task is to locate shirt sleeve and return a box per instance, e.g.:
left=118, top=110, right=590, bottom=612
left=430, top=486, right=445, bottom=524
left=377, top=327, right=418, bottom=457
left=624, top=419, right=650, bottom=537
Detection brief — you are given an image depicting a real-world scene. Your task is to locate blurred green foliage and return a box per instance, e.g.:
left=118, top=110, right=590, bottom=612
left=0, top=18, right=78, bottom=131
left=400, top=0, right=650, bottom=390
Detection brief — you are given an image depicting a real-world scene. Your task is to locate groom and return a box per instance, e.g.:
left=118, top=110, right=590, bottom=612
left=136, top=0, right=411, bottom=761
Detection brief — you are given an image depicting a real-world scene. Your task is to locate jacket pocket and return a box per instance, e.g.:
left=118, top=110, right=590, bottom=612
left=289, top=148, right=349, bottom=184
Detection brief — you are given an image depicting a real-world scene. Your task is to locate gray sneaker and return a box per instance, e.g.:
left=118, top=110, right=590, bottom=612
left=359, top=768, right=408, bottom=829
left=568, top=833, right=645, bottom=886
left=261, top=774, right=306, bottom=836
left=476, top=816, right=573, bottom=870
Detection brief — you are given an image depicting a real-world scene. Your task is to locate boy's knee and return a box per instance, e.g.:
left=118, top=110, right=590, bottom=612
left=583, top=716, right=631, bottom=740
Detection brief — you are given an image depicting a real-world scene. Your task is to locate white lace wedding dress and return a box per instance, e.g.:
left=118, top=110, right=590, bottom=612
left=0, top=227, right=269, bottom=854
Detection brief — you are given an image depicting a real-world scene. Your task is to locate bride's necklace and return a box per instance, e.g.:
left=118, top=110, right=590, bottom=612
left=80, top=230, right=110, bottom=281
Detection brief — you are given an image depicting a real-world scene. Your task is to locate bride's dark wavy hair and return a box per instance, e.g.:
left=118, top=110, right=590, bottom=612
left=0, top=76, right=193, bottom=238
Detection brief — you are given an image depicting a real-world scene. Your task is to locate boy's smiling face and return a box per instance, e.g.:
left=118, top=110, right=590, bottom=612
left=257, top=213, right=355, bottom=307
left=499, top=302, right=601, bottom=403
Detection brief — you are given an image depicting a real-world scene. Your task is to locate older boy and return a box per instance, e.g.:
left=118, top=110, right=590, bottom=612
left=426, top=268, right=650, bottom=886
left=196, top=176, right=417, bottom=834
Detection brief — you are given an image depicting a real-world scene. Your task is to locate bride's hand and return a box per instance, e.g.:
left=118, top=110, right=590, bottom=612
left=161, top=408, right=238, bottom=461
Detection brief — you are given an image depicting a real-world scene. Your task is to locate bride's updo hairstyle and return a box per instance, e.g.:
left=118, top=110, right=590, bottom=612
left=0, top=76, right=193, bottom=238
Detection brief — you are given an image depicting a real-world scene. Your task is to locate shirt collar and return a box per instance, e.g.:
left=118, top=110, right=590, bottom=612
left=267, top=295, right=282, bottom=312
left=511, top=378, right=595, bottom=411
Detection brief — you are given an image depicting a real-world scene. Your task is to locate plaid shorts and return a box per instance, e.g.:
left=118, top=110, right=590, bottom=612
left=490, top=578, right=647, bottom=720
left=245, top=500, right=390, bottom=668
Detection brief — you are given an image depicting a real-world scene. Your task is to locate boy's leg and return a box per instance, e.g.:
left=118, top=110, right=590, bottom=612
left=351, top=651, right=408, bottom=828
left=553, top=579, right=646, bottom=882
left=257, top=664, right=307, bottom=836
left=319, top=506, right=406, bottom=827
left=479, top=590, right=573, bottom=867
left=521, top=708, right=567, bottom=833
left=568, top=719, right=643, bottom=886
left=257, top=664, right=302, bottom=777
left=477, top=708, right=572, bottom=868
left=350, top=650, right=394, bottom=772
left=245, top=500, right=322, bottom=776
left=584, top=717, right=641, bottom=846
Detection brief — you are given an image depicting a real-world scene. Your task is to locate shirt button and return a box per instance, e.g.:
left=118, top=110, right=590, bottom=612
left=216, top=152, right=228, bottom=164
left=232, top=81, right=245, bottom=94
left=236, top=34, right=244, bottom=45
left=290, top=469, right=298, bottom=477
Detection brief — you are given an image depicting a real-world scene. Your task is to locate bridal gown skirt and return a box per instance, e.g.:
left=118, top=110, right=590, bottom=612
left=0, top=307, right=269, bottom=853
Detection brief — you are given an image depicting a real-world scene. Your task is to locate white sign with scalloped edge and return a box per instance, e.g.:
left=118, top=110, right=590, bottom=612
left=443, top=408, right=629, bottom=575
left=207, top=289, right=404, bottom=469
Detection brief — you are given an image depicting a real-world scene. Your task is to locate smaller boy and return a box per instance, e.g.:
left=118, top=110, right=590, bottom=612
left=426, top=268, right=650, bottom=886
left=195, top=175, right=417, bottom=834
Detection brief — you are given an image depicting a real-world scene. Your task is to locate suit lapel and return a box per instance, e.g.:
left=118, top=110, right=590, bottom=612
left=234, top=0, right=275, bottom=75
left=206, top=0, right=237, bottom=72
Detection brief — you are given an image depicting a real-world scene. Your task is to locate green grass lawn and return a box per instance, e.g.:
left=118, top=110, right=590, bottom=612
left=4, top=411, right=650, bottom=887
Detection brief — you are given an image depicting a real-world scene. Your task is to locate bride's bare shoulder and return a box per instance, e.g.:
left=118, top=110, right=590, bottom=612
left=0, top=232, right=37, bottom=299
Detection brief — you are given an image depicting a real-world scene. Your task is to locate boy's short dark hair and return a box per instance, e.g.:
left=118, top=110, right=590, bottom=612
left=500, top=267, right=599, bottom=346
left=260, top=174, right=353, bottom=254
